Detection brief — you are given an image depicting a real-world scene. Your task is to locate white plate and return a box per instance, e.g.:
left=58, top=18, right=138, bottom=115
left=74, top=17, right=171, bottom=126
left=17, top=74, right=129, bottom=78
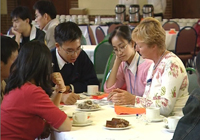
left=76, top=107, right=101, bottom=112
left=149, top=115, right=165, bottom=122
left=103, top=124, right=132, bottom=130
left=72, top=120, right=93, bottom=127
left=164, top=125, right=175, bottom=133
left=116, top=114, right=136, bottom=117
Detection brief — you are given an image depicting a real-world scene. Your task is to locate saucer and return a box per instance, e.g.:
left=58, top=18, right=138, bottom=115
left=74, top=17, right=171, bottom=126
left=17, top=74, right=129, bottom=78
left=149, top=115, right=165, bottom=122
left=164, top=125, right=175, bottom=133
left=72, top=120, right=93, bottom=127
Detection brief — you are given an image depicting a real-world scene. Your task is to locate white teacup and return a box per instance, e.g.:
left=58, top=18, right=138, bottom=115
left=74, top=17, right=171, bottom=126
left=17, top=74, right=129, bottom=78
left=146, top=107, right=160, bottom=121
left=87, top=85, right=99, bottom=95
left=165, top=116, right=181, bottom=130
left=72, top=112, right=88, bottom=124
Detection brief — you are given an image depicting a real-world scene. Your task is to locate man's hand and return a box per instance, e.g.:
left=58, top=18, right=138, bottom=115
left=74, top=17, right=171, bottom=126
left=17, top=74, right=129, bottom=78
left=61, top=92, right=80, bottom=105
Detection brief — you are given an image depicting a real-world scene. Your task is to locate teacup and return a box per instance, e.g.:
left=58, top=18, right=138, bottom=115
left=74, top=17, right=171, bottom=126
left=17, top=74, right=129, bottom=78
left=72, top=112, right=89, bottom=124
left=87, top=85, right=99, bottom=95
left=165, top=116, right=181, bottom=130
left=146, top=107, right=160, bottom=121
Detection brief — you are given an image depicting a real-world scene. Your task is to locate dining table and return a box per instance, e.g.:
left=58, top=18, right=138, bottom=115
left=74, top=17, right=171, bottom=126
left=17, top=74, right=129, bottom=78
left=82, top=45, right=97, bottom=63
left=51, top=98, right=174, bottom=140
left=165, top=31, right=178, bottom=52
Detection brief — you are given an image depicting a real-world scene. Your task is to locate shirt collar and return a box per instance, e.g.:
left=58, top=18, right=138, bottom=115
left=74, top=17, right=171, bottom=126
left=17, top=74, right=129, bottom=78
left=124, top=52, right=141, bottom=75
left=56, top=48, right=74, bottom=70
left=43, top=19, right=59, bottom=33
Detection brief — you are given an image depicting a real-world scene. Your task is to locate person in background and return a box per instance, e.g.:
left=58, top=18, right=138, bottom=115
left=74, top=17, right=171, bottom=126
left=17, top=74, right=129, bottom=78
left=126, top=17, right=188, bottom=117
left=1, top=40, right=71, bottom=139
left=11, top=6, right=45, bottom=48
left=33, top=0, right=59, bottom=50
left=52, top=22, right=99, bottom=104
left=172, top=52, right=200, bottom=140
left=148, top=0, right=166, bottom=21
left=1, top=36, right=18, bottom=103
left=105, top=26, right=152, bottom=105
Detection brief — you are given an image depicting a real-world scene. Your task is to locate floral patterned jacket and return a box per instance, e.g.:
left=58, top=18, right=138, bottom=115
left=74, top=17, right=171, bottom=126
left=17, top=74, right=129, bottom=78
left=135, top=52, right=189, bottom=117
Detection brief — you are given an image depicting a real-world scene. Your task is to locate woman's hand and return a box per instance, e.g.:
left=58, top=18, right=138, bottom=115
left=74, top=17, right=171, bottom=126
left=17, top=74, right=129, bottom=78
left=108, top=88, right=135, bottom=105
left=51, top=72, right=66, bottom=93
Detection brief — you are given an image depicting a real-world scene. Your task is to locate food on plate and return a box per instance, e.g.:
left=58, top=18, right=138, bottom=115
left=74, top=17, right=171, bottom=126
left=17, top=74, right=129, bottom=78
left=77, top=100, right=100, bottom=109
left=106, top=118, right=129, bottom=128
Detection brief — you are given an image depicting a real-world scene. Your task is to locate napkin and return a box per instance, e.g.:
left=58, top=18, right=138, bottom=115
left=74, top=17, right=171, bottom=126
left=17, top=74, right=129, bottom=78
left=114, top=105, right=146, bottom=115
left=91, top=93, right=109, bottom=100
left=169, top=30, right=176, bottom=34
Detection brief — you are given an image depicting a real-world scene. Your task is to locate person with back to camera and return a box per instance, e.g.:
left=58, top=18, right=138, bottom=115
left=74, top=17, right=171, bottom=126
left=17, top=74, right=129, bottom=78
left=105, top=25, right=153, bottom=105
left=51, top=22, right=99, bottom=104
left=33, top=0, right=59, bottom=50
left=1, top=40, right=71, bottom=140
left=172, top=51, right=200, bottom=140
left=10, top=6, right=45, bottom=49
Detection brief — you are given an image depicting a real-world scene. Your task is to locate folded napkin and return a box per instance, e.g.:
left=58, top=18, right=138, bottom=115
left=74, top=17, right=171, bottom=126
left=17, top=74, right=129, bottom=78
left=114, top=105, right=146, bottom=115
left=169, top=31, right=176, bottom=34
left=91, top=93, right=109, bottom=100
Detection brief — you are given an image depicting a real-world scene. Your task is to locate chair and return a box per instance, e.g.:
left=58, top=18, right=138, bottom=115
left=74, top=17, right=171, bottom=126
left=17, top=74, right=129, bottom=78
left=162, top=21, right=180, bottom=31
left=100, top=52, right=116, bottom=92
left=94, top=40, right=113, bottom=83
left=174, top=26, right=197, bottom=66
left=186, top=67, right=199, bottom=94
left=81, top=35, right=87, bottom=45
left=107, top=23, right=123, bottom=34
left=95, top=26, right=105, bottom=44
left=87, top=25, right=96, bottom=45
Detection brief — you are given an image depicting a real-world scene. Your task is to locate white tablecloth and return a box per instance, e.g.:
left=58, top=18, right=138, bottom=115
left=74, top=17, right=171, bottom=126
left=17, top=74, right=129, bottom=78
left=83, top=45, right=97, bottom=63
left=54, top=103, right=173, bottom=140
left=165, top=31, right=178, bottom=51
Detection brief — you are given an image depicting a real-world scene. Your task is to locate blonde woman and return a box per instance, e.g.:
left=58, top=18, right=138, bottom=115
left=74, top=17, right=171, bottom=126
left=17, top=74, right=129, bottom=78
left=132, top=17, right=189, bottom=116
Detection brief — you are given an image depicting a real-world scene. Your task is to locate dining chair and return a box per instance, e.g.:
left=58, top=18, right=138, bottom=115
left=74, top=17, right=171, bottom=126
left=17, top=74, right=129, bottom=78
left=186, top=67, right=199, bottom=94
left=174, top=26, right=197, bottom=66
left=87, top=25, right=96, bottom=45
left=95, top=26, right=106, bottom=44
left=162, top=21, right=180, bottom=31
left=94, top=40, right=113, bottom=84
left=100, top=52, right=116, bottom=92
left=81, top=35, right=87, bottom=45
left=107, top=23, right=123, bottom=34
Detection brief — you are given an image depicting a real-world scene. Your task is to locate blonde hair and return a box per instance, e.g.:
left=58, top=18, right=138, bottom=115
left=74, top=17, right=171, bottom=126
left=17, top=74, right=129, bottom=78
left=132, top=17, right=166, bottom=50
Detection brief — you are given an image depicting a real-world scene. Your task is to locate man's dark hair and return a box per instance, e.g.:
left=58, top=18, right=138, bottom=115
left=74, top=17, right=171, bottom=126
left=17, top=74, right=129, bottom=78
left=5, top=40, right=53, bottom=96
left=33, top=0, right=57, bottom=19
left=1, top=36, right=19, bottom=64
left=54, top=22, right=82, bottom=46
left=11, top=6, right=32, bottom=25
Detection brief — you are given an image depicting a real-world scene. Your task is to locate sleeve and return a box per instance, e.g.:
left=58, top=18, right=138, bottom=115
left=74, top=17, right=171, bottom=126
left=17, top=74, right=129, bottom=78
left=36, top=29, right=45, bottom=44
left=27, top=87, right=67, bottom=129
left=135, top=58, right=187, bottom=116
left=161, top=0, right=167, bottom=13
left=104, top=63, right=126, bottom=93
left=73, top=51, right=100, bottom=93
left=45, top=26, right=56, bottom=50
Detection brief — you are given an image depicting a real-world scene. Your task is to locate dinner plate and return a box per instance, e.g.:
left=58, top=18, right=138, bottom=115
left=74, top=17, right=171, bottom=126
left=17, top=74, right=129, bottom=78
left=149, top=115, right=165, bottom=122
left=76, top=107, right=101, bottom=112
left=72, top=120, right=93, bottom=127
left=103, top=124, right=131, bottom=130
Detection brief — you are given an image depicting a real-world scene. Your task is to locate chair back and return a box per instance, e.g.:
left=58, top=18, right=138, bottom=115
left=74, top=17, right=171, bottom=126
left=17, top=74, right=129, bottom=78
left=100, top=52, right=116, bottom=91
left=175, top=26, right=197, bottom=55
left=107, top=24, right=123, bottom=34
left=162, top=21, right=180, bottom=31
left=95, top=26, right=106, bottom=44
left=81, top=35, right=87, bottom=45
left=186, top=67, right=199, bottom=94
left=87, top=25, right=96, bottom=45
left=94, top=40, right=113, bottom=83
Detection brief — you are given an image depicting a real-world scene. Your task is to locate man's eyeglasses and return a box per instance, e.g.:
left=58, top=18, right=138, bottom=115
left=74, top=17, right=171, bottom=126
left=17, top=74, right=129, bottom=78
left=61, top=46, right=83, bottom=55
left=113, top=44, right=128, bottom=54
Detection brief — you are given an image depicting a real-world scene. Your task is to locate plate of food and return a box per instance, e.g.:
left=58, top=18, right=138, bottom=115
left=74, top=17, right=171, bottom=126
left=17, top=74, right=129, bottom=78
left=77, top=100, right=101, bottom=111
left=104, top=118, right=131, bottom=130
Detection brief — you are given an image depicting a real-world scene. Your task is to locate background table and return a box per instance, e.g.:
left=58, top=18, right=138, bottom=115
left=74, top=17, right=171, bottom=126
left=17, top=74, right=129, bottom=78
left=82, top=45, right=97, bottom=63
left=165, top=31, right=178, bottom=51
left=54, top=102, right=174, bottom=140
